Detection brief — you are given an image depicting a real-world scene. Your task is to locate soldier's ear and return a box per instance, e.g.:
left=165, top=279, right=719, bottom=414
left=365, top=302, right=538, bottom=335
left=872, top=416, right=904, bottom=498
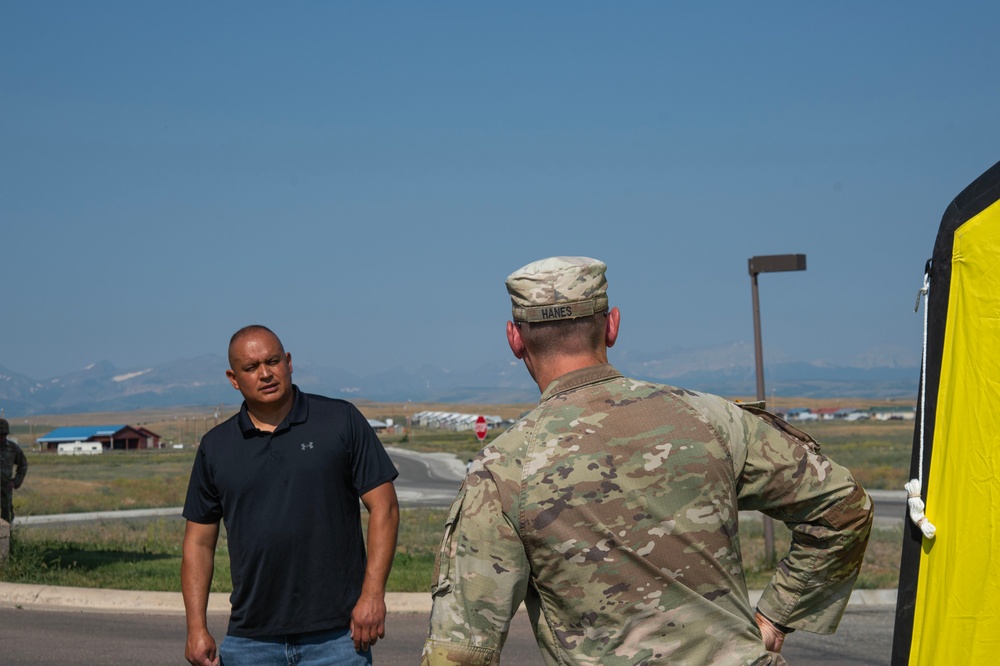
left=507, top=321, right=526, bottom=359
left=605, top=307, right=620, bottom=348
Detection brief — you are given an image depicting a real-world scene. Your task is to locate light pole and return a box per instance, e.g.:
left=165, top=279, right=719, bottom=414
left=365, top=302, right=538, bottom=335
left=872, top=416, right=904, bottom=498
left=748, top=253, right=806, bottom=566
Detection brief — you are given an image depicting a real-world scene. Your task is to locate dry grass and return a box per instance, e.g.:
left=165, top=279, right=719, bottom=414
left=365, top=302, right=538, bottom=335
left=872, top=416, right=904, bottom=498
left=3, top=510, right=902, bottom=592
left=3, top=401, right=911, bottom=593
left=14, top=451, right=193, bottom=516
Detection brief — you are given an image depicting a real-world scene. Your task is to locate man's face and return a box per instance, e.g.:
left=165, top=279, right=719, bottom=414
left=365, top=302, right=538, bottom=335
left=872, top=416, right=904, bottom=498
left=226, top=330, right=293, bottom=408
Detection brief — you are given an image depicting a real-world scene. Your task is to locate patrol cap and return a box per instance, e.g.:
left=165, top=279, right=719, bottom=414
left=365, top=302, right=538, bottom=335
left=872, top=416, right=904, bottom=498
left=0, top=419, right=8, bottom=435
left=505, top=256, right=609, bottom=322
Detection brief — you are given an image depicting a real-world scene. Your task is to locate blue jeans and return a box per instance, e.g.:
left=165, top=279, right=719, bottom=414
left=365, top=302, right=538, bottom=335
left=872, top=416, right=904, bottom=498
left=219, top=627, right=372, bottom=666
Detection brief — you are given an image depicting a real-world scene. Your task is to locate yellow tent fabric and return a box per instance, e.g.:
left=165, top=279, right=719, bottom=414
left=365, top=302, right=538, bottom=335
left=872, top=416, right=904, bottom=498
left=909, top=199, right=1000, bottom=664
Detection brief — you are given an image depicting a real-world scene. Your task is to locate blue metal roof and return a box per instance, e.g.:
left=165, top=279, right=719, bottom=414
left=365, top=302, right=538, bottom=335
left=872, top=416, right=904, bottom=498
left=37, top=425, right=127, bottom=443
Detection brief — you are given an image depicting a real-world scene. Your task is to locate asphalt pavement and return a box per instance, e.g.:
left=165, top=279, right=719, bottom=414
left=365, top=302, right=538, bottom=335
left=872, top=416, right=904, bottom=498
left=0, top=602, right=898, bottom=665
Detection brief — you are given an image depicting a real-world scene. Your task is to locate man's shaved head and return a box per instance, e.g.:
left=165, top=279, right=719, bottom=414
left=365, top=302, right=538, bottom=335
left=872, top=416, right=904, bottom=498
left=228, top=325, right=285, bottom=369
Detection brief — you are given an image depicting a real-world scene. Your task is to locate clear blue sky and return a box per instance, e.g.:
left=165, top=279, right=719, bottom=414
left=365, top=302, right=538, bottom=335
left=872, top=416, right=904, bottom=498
left=2, top=3, right=998, bottom=380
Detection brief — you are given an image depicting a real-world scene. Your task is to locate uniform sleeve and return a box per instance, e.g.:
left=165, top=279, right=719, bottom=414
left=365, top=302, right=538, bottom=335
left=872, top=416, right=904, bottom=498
left=13, top=446, right=27, bottom=488
left=422, top=467, right=531, bottom=666
left=733, top=406, right=874, bottom=634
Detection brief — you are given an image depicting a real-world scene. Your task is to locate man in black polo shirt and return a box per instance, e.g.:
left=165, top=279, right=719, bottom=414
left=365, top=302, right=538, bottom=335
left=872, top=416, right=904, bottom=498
left=182, top=325, right=399, bottom=666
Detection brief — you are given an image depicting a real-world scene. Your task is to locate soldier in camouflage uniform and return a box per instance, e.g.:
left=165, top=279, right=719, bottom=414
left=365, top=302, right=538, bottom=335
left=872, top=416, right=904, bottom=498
left=1, top=418, right=29, bottom=523
left=423, top=257, right=873, bottom=666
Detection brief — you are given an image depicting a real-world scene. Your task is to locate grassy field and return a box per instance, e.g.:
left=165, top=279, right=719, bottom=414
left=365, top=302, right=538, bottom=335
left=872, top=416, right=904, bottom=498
left=15, top=450, right=192, bottom=515
left=2, top=512, right=435, bottom=594
left=2, top=401, right=915, bottom=593
left=3, top=511, right=902, bottom=593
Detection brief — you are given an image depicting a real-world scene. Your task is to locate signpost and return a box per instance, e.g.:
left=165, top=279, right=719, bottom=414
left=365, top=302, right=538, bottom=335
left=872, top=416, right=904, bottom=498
left=474, top=415, right=488, bottom=442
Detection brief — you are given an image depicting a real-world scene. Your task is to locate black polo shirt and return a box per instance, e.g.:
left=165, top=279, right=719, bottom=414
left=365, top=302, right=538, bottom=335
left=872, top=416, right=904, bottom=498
left=183, top=387, right=398, bottom=637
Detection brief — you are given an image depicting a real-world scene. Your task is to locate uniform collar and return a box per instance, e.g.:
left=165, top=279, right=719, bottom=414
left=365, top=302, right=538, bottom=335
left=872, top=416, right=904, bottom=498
left=236, top=385, right=309, bottom=435
left=539, top=363, right=623, bottom=403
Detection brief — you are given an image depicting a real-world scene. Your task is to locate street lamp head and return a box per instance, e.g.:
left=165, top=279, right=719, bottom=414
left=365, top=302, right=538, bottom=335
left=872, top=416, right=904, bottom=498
left=748, top=252, right=808, bottom=403
left=748, top=254, right=807, bottom=276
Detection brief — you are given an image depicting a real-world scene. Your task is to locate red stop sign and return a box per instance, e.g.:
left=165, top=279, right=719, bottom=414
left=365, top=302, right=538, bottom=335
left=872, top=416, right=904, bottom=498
left=474, top=415, right=488, bottom=441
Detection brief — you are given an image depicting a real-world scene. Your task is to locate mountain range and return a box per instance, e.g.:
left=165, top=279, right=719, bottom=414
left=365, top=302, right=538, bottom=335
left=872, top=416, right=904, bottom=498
left=0, top=342, right=920, bottom=415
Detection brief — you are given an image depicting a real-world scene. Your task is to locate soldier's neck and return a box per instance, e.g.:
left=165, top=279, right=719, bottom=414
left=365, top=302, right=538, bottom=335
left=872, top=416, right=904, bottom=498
left=530, top=352, right=608, bottom=394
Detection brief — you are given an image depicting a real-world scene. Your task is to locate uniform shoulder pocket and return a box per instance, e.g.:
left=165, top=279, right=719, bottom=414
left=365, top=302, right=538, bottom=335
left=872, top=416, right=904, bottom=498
left=736, top=403, right=821, bottom=453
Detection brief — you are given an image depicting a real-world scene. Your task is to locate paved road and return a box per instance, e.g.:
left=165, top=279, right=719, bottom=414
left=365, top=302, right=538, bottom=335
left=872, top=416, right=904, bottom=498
left=0, top=604, right=895, bottom=665
left=383, top=446, right=465, bottom=507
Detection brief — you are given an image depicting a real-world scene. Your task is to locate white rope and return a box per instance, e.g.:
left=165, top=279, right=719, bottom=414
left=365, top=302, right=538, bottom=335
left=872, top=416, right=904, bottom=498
left=907, top=272, right=936, bottom=539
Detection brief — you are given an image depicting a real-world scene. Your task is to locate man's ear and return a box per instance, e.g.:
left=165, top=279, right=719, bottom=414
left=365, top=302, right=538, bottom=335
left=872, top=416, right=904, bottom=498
left=226, top=369, right=240, bottom=390
left=507, top=321, right=526, bottom=359
left=605, top=307, right=621, bottom=348
left=286, top=352, right=293, bottom=375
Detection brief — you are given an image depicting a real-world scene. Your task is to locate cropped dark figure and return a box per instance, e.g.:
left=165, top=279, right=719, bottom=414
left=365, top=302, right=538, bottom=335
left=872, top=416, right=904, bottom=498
left=1, top=418, right=28, bottom=523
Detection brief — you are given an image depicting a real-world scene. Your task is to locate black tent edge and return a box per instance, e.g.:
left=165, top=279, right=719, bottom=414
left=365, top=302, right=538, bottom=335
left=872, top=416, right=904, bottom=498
left=890, top=159, right=1000, bottom=665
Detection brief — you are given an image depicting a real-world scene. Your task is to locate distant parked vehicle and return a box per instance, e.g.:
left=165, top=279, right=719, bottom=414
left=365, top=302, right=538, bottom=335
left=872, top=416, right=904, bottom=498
left=57, top=441, right=103, bottom=455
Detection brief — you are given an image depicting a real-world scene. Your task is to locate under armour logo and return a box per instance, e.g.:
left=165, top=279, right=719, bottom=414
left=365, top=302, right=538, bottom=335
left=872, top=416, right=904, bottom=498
left=301, top=442, right=314, bottom=450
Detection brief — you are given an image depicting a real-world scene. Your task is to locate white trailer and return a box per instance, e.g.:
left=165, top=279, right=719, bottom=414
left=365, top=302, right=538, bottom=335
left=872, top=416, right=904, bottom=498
left=57, top=441, right=103, bottom=455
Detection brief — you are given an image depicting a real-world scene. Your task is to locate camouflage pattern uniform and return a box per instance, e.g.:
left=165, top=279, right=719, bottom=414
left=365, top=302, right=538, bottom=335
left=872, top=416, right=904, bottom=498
left=1, top=419, right=28, bottom=523
left=422, top=364, right=873, bottom=665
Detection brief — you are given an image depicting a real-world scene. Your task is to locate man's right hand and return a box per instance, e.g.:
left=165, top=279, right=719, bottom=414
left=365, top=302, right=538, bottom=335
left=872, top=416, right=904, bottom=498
left=754, top=611, right=787, bottom=653
left=185, top=628, right=219, bottom=666
left=182, top=521, right=221, bottom=666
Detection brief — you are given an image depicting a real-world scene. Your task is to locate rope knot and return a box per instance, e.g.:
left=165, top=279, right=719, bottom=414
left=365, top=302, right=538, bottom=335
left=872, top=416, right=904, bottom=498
left=904, top=479, right=936, bottom=539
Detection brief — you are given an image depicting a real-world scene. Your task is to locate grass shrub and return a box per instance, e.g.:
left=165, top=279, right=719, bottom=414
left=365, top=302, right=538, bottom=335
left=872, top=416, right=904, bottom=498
left=2, top=518, right=229, bottom=592
left=1, top=510, right=448, bottom=593
left=2, top=510, right=902, bottom=593
left=386, top=507, right=447, bottom=593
